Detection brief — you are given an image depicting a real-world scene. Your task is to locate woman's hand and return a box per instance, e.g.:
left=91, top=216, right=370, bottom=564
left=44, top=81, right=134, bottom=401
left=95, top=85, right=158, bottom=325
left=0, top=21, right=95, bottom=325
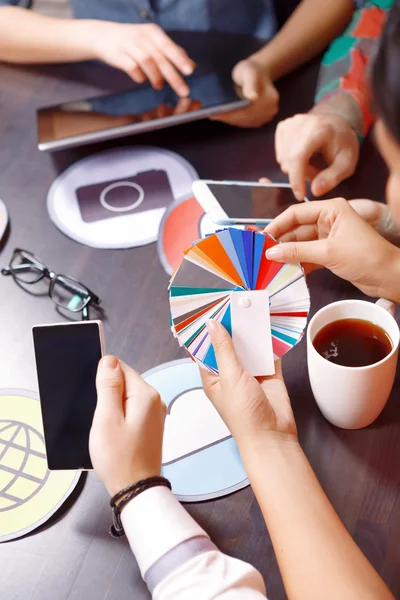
left=89, top=22, right=195, bottom=97
left=275, top=112, right=359, bottom=200
left=264, top=198, right=400, bottom=301
left=90, top=355, right=166, bottom=497
left=211, top=56, right=279, bottom=128
left=349, top=199, right=400, bottom=246
left=200, top=321, right=297, bottom=452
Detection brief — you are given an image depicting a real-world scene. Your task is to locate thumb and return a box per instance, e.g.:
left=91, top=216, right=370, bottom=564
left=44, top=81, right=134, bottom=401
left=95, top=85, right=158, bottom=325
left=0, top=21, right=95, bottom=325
left=265, top=239, right=329, bottom=267
left=232, top=61, right=259, bottom=101
left=206, top=320, right=243, bottom=380
left=95, top=355, right=124, bottom=419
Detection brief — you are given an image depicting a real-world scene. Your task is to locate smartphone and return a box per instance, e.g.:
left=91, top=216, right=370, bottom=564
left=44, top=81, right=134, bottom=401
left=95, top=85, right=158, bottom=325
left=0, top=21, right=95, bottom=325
left=32, top=320, right=105, bottom=471
left=192, top=180, right=308, bottom=225
left=37, top=70, right=250, bottom=151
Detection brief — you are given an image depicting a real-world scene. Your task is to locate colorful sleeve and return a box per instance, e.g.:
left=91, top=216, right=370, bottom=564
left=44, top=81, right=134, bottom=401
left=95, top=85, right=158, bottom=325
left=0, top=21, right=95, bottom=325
left=313, top=0, right=395, bottom=142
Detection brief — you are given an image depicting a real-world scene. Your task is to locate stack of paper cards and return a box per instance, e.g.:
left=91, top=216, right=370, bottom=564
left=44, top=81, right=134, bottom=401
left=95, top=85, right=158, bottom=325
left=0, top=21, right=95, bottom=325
left=169, top=228, right=310, bottom=376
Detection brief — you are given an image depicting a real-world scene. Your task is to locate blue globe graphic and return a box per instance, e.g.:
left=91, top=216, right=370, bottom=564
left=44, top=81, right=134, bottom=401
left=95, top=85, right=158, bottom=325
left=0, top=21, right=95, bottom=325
left=0, top=420, right=49, bottom=512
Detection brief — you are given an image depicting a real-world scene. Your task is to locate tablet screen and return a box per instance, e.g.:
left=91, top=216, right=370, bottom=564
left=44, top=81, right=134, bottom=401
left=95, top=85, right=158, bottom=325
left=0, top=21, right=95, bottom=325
left=37, top=70, right=247, bottom=150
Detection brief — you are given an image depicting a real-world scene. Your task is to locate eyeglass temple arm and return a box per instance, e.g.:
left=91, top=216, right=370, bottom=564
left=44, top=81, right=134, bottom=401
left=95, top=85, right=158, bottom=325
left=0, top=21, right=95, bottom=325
left=1, top=264, right=36, bottom=275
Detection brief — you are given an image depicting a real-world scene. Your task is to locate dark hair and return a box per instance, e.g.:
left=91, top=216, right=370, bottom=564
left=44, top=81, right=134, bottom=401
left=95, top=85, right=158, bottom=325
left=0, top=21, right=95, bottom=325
left=372, top=1, right=400, bottom=144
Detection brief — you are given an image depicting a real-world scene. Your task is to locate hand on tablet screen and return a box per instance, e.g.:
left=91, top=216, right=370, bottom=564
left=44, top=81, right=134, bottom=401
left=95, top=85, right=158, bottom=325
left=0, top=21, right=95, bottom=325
left=211, top=57, right=279, bottom=128
left=91, top=22, right=195, bottom=97
left=90, top=356, right=166, bottom=496
left=138, top=97, right=202, bottom=121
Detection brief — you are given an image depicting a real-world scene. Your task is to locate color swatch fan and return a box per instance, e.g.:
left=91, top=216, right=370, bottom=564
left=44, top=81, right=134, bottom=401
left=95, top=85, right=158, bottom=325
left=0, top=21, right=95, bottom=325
left=169, top=228, right=310, bottom=376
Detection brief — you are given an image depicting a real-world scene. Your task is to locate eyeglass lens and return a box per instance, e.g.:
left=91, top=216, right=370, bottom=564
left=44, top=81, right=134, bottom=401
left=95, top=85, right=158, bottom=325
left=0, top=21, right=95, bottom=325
left=50, top=275, right=90, bottom=312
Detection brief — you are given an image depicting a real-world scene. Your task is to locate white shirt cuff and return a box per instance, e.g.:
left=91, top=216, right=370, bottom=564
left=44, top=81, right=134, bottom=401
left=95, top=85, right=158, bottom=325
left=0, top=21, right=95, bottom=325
left=121, top=486, right=209, bottom=577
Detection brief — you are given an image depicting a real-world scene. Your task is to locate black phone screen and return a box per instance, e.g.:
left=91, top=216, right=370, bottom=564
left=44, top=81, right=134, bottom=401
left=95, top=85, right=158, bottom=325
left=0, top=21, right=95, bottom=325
left=32, top=322, right=103, bottom=470
left=208, top=184, right=300, bottom=220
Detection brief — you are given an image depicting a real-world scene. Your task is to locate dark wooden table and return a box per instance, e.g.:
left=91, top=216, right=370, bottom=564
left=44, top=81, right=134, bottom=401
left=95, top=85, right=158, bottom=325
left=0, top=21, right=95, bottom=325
left=1, top=34, right=399, bottom=600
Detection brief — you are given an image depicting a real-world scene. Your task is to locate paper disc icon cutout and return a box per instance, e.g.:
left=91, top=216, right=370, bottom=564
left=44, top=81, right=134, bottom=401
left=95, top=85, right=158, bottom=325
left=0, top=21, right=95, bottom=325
left=143, top=359, right=248, bottom=502
left=0, top=390, right=80, bottom=542
left=47, top=146, right=198, bottom=249
left=157, top=193, right=221, bottom=275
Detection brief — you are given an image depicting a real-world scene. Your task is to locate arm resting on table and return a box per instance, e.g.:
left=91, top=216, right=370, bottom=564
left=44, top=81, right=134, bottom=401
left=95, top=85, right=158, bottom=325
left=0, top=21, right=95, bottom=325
left=241, top=436, right=394, bottom=600
left=121, top=485, right=267, bottom=599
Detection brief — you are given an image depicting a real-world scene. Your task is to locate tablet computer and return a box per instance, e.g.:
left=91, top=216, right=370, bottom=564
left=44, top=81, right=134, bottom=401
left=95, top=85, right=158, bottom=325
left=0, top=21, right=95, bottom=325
left=37, top=69, right=250, bottom=151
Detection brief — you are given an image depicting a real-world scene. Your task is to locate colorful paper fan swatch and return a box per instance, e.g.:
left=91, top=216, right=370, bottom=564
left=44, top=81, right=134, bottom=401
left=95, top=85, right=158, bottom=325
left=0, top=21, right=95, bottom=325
left=169, top=227, right=310, bottom=374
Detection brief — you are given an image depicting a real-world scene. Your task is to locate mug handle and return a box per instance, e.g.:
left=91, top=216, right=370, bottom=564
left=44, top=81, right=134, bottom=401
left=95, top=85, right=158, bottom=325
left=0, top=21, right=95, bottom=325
left=376, top=298, right=396, bottom=317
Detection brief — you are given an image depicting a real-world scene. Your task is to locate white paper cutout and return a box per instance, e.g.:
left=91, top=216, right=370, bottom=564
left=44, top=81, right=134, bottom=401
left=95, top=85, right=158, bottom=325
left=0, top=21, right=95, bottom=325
left=162, top=388, right=231, bottom=465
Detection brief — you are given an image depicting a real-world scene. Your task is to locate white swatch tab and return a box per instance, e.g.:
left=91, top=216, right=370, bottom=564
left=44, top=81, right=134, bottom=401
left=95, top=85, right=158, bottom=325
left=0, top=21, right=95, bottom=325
left=230, top=289, right=275, bottom=376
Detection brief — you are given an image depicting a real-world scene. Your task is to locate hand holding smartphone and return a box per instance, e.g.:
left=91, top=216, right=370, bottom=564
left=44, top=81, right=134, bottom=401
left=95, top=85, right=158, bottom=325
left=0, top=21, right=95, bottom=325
left=32, top=321, right=105, bottom=471
left=192, top=179, right=308, bottom=226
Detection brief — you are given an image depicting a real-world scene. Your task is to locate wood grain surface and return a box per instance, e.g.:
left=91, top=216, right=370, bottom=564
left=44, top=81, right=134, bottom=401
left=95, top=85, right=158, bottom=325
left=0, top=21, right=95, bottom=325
left=0, top=31, right=398, bottom=600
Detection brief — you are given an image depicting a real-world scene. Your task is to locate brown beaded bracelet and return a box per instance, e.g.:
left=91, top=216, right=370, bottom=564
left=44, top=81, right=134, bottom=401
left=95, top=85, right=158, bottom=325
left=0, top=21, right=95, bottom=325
left=109, top=476, right=172, bottom=538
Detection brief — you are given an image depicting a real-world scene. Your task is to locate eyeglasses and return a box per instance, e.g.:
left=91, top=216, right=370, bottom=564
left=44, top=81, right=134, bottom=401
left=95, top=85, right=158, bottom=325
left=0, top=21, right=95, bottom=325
left=1, top=248, right=101, bottom=320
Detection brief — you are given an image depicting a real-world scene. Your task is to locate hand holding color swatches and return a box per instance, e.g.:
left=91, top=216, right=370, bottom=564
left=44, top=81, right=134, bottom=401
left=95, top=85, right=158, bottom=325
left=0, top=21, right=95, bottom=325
left=169, top=228, right=310, bottom=375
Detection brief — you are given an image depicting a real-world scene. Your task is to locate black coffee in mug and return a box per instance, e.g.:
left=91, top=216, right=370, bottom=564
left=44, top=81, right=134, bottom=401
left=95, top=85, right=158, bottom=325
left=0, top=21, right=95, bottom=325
left=313, top=318, right=392, bottom=367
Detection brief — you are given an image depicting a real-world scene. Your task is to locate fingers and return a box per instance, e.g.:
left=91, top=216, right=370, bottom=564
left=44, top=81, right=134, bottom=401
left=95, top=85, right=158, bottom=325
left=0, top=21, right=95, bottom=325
left=264, top=200, right=327, bottom=239
left=199, top=366, right=219, bottom=400
left=257, top=359, right=284, bottom=388
left=153, top=28, right=195, bottom=76
left=232, top=61, right=260, bottom=101
left=206, top=320, right=243, bottom=383
left=278, top=223, right=319, bottom=243
left=210, top=108, right=258, bottom=127
left=118, top=360, right=163, bottom=424
left=281, top=128, right=330, bottom=200
left=265, top=238, right=329, bottom=266
left=117, top=53, right=146, bottom=84
left=311, top=148, right=357, bottom=197
left=95, top=355, right=124, bottom=419
left=149, top=48, right=190, bottom=96
left=172, top=99, right=201, bottom=115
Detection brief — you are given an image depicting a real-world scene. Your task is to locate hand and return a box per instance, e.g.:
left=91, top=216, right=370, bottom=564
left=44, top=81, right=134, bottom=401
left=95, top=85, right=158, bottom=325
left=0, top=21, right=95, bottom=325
left=90, top=355, right=166, bottom=497
left=90, top=22, right=195, bottom=97
left=349, top=199, right=400, bottom=246
left=264, top=198, right=399, bottom=299
left=137, top=97, right=202, bottom=121
left=211, top=56, right=279, bottom=128
left=200, top=321, right=297, bottom=452
left=275, top=113, right=359, bottom=200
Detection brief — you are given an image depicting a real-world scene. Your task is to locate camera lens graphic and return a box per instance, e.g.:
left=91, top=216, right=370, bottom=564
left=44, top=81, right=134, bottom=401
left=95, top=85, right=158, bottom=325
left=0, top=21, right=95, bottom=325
left=99, top=181, right=145, bottom=213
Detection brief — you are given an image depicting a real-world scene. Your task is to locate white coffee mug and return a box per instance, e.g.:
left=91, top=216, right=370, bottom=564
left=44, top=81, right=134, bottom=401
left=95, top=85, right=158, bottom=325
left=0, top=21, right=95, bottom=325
left=307, top=299, right=399, bottom=429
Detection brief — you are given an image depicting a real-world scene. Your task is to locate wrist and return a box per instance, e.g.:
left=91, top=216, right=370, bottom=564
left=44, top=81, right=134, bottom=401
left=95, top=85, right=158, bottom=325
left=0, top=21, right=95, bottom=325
left=311, top=95, right=364, bottom=143
left=107, top=469, right=162, bottom=497
left=239, top=431, right=301, bottom=474
left=378, top=245, right=400, bottom=304
left=245, top=50, right=275, bottom=81
left=75, top=19, right=111, bottom=61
